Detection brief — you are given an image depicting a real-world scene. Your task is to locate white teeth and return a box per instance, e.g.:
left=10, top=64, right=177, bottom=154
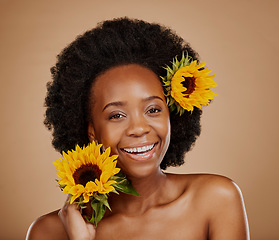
left=123, top=144, right=154, bottom=153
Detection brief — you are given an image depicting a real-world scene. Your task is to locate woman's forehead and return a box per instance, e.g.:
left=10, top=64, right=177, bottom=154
left=91, top=64, right=164, bottom=103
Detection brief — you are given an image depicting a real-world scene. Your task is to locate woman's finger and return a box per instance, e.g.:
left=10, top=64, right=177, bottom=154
left=58, top=197, right=96, bottom=240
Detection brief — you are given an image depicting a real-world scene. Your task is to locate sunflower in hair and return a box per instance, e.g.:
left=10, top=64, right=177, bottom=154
left=161, top=52, right=218, bottom=115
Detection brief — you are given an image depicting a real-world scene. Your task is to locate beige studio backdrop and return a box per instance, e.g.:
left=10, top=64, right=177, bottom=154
left=1, top=0, right=278, bottom=239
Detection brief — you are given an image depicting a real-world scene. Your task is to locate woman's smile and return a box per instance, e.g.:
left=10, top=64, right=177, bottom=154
left=87, top=64, right=170, bottom=178
left=122, top=143, right=156, bottom=154
left=120, top=142, right=158, bottom=161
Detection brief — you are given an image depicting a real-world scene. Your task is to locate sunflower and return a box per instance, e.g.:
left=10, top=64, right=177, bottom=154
left=53, top=141, right=120, bottom=204
left=161, top=52, right=218, bottom=115
left=53, top=141, right=139, bottom=225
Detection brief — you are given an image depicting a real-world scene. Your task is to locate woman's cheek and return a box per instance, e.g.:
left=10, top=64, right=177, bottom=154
left=101, top=126, right=123, bottom=152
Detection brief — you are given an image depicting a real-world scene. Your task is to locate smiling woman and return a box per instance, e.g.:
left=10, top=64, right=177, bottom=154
left=87, top=64, right=170, bottom=179
left=26, top=17, right=249, bottom=240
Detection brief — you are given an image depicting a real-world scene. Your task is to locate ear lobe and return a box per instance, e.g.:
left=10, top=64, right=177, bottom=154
left=87, top=122, right=96, bottom=142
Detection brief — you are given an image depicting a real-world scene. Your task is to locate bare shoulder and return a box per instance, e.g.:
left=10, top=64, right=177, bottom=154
left=26, top=210, right=68, bottom=240
left=189, top=174, right=243, bottom=198
left=193, top=174, right=245, bottom=210
left=166, top=173, right=247, bottom=221
left=168, top=173, right=249, bottom=239
left=168, top=173, right=244, bottom=201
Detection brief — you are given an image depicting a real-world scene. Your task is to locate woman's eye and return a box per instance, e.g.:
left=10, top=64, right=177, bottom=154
left=109, top=113, right=124, bottom=120
left=147, top=108, right=161, bottom=114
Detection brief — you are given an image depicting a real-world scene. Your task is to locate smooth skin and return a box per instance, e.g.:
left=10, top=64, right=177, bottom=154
left=26, top=65, right=249, bottom=240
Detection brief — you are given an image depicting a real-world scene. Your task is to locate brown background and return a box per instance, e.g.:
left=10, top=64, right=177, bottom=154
left=1, top=0, right=278, bottom=239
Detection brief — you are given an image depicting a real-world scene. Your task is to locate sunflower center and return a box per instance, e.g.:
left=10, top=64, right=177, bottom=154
left=182, top=77, right=196, bottom=97
left=73, top=164, right=102, bottom=186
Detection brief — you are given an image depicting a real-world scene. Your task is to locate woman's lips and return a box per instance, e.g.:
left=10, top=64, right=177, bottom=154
left=120, top=143, right=157, bottom=161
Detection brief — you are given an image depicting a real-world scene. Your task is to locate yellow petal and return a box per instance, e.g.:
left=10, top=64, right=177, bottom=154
left=83, top=193, right=90, bottom=203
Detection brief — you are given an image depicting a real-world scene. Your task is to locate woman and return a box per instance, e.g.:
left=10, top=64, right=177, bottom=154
left=26, top=18, right=249, bottom=240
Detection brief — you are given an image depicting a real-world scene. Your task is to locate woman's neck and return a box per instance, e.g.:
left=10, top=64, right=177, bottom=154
left=109, top=169, right=167, bottom=216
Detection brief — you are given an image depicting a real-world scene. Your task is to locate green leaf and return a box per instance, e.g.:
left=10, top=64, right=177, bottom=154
left=94, top=194, right=111, bottom=211
left=79, top=204, right=87, bottom=209
left=88, top=201, right=107, bottom=226
left=111, top=189, right=119, bottom=194
left=114, top=183, right=140, bottom=196
left=94, top=193, right=107, bottom=202
left=169, top=97, right=175, bottom=105
left=112, top=172, right=140, bottom=196
left=166, top=66, right=174, bottom=75
left=169, top=104, right=176, bottom=112
left=96, top=202, right=106, bottom=225
left=181, top=51, right=185, bottom=63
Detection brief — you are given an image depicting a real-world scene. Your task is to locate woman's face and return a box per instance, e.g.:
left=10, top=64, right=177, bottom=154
left=88, top=64, right=170, bottom=178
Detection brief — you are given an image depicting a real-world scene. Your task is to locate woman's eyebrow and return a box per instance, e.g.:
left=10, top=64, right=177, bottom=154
left=102, top=101, right=126, bottom=112
left=143, top=96, right=164, bottom=102
left=102, top=96, right=163, bottom=112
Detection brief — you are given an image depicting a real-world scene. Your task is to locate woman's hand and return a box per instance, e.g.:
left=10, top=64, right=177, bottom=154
left=58, top=197, right=96, bottom=240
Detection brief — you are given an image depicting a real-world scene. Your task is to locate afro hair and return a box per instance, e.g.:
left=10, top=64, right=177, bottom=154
left=44, top=17, right=202, bottom=170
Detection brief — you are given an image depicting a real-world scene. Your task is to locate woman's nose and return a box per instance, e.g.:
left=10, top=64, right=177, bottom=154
left=125, top=115, right=151, bottom=137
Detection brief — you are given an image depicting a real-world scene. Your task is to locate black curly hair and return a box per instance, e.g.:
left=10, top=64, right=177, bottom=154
left=44, top=17, right=202, bottom=170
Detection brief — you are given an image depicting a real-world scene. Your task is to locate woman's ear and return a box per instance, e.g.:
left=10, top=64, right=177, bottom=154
left=87, top=122, right=96, bottom=142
